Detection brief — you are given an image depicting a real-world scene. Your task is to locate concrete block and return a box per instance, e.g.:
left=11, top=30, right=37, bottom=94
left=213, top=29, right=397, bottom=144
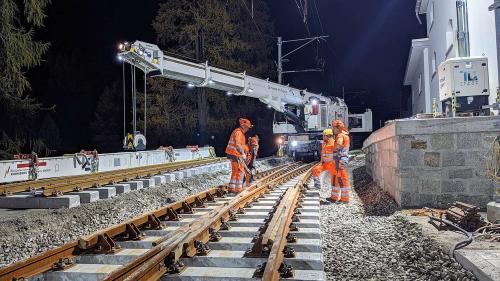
left=430, top=134, right=454, bottom=150
left=138, top=178, right=155, bottom=188
left=487, top=202, right=500, bottom=223
left=441, top=181, right=466, bottom=193
left=163, top=173, right=175, bottom=183
left=420, top=179, right=441, bottom=194
left=416, top=194, right=437, bottom=207
left=44, top=263, right=122, bottom=281
left=109, top=184, right=131, bottom=194
left=449, top=168, right=474, bottom=179
left=455, top=249, right=500, bottom=281
left=151, top=175, right=166, bottom=185
left=183, top=170, right=192, bottom=178
left=0, top=195, right=81, bottom=209
left=67, top=190, right=100, bottom=203
left=424, top=152, right=441, bottom=167
left=442, top=151, right=465, bottom=167
left=123, top=181, right=143, bottom=190
left=90, top=186, right=116, bottom=199
left=457, top=133, right=482, bottom=149
left=173, top=171, right=184, bottom=180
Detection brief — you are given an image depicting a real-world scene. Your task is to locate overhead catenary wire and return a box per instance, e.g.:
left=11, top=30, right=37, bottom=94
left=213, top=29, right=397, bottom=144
left=239, top=0, right=265, bottom=41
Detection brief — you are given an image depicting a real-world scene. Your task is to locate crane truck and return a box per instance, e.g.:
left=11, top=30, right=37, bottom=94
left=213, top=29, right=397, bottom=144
left=117, top=41, right=372, bottom=160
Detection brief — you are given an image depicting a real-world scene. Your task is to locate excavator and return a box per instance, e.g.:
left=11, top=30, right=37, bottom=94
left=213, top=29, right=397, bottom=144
left=118, top=41, right=372, bottom=160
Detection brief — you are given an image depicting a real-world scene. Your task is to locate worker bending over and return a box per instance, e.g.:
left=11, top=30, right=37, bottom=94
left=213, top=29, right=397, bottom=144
left=225, top=118, right=253, bottom=193
left=330, top=120, right=351, bottom=203
left=244, top=135, right=260, bottom=185
left=312, top=129, right=335, bottom=190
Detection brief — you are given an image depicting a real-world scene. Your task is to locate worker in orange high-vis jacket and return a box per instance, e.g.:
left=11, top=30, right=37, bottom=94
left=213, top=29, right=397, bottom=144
left=225, top=118, right=253, bottom=193
left=243, top=135, right=260, bottom=185
left=330, top=120, right=351, bottom=203
left=312, top=129, right=335, bottom=191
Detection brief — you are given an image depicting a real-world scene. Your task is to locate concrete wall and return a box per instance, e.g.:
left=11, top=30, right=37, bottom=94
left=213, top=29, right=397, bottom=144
left=364, top=116, right=500, bottom=208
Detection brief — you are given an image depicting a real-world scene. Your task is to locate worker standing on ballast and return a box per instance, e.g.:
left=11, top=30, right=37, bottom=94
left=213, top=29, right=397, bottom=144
left=225, top=118, right=253, bottom=193
left=330, top=120, right=351, bottom=203
left=312, top=129, right=335, bottom=191
left=244, top=135, right=260, bottom=185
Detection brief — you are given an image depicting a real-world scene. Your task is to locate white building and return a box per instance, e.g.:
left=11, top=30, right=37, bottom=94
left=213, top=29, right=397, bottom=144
left=404, top=0, right=498, bottom=114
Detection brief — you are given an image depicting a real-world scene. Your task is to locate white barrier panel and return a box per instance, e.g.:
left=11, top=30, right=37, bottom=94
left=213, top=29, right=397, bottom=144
left=0, top=147, right=215, bottom=184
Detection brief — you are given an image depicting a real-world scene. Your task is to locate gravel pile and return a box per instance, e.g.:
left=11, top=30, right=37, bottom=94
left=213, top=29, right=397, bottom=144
left=0, top=157, right=284, bottom=268
left=319, top=155, right=477, bottom=281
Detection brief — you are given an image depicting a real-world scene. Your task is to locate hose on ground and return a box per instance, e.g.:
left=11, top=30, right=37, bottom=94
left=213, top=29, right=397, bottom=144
left=428, top=216, right=473, bottom=260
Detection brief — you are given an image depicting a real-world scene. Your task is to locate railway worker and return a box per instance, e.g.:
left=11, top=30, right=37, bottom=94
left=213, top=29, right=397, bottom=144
left=243, top=135, right=260, bottom=185
left=226, top=118, right=253, bottom=193
left=312, top=129, right=335, bottom=191
left=330, top=120, right=351, bottom=203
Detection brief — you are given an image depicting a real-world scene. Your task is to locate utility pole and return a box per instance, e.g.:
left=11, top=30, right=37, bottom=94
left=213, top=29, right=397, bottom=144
left=276, top=35, right=329, bottom=84
left=196, top=30, right=208, bottom=146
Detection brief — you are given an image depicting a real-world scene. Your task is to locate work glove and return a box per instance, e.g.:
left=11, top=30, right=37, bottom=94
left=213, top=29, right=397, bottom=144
left=339, top=157, right=349, bottom=169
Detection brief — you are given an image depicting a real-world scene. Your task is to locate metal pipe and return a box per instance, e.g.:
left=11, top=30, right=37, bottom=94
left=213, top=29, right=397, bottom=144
left=144, top=70, right=147, bottom=139
left=122, top=62, right=126, bottom=139
left=457, top=0, right=471, bottom=57
left=415, top=0, right=423, bottom=24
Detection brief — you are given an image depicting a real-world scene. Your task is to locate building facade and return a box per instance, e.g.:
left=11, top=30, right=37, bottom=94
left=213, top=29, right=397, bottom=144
left=404, top=0, right=498, bottom=115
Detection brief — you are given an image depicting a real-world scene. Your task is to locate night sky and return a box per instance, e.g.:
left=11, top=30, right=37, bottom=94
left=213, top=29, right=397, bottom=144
left=29, top=0, right=426, bottom=154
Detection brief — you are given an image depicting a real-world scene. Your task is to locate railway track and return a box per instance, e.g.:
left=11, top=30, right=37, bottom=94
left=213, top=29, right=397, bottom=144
left=0, top=162, right=323, bottom=281
left=0, top=158, right=225, bottom=197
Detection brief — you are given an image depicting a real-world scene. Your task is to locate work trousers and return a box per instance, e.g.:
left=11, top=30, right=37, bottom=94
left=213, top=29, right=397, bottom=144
left=312, top=162, right=335, bottom=189
left=331, top=158, right=350, bottom=202
left=229, top=159, right=244, bottom=193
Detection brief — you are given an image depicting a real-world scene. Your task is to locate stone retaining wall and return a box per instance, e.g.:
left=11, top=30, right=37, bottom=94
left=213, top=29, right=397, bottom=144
left=363, top=116, right=500, bottom=208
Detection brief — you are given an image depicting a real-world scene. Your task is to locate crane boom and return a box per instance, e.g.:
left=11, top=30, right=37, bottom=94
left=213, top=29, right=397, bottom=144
left=118, top=40, right=371, bottom=135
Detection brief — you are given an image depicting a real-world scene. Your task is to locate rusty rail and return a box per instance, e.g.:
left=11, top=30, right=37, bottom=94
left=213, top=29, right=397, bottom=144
left=261, top=164, right=315, bottom=280
left=102, top=163, right=312, bottom=281
left=0, top=157, right=224, bottom=197
left=0, top=162, right=296, bottom=281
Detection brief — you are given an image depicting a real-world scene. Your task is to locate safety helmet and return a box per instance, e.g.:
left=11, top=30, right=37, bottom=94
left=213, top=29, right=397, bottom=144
left=322, top=129, right=333, bottom=136
left=332, top=120, right=345, bottom=129
left=239, top=118, right=253, bottom=128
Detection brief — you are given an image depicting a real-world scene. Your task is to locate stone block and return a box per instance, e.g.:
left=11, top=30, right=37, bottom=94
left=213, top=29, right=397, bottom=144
left=420, top=179, right=441, bottom=194
left=436, top=194, right=457, bottom=208
left=424, top=152, right=440, bottom=167
left=411, top=139, right=428, bottom=150
left=457, top=133, right=482, bottom=149
left=483, top=133, right=498, bottom=150
left=399, top=150, right=423, bottom=167
left=400, top=178, right=420, bottom=193
left=430, top=134, right=454, bottom=150
left=441, top=181, right=466, bottom=193
left=467, top=180, right=495, bottom=196
left=465, top=151, right=486, bottom=167
left=442, top=151, right=465, bottom=167
left=449, top=168, right=473, bottom=179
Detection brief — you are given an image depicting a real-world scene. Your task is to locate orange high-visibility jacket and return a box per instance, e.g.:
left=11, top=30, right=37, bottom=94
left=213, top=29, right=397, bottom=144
left=321, top=138, right=336, bottom=163
left=334, top=131, right=350, bottom=159
left=226, top=128, right=247, bottom=158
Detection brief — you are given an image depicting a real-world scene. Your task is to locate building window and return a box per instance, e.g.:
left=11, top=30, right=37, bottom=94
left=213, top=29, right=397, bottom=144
left=418, top=74, right=422, bottom=96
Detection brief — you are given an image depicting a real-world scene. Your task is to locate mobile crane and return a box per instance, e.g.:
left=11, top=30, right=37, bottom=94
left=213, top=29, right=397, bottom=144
left=118, top=41, right=372, bottom=160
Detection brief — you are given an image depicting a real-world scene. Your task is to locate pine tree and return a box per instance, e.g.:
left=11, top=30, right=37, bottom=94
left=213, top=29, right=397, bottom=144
left=0, top=0, right=51, bottom=159
left=143, top=0, right=274, bottom=151
left=91, top=83, right=123, bottom=152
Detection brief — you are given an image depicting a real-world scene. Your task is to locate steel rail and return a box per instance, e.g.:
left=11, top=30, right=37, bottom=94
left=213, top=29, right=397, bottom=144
left=262, top=164, right=315, bottom=280
left=102, top=163, right=312, bottom=281
left=0, top=157, right=223, bottom=196
left=0, top=162, right=293, bottom=281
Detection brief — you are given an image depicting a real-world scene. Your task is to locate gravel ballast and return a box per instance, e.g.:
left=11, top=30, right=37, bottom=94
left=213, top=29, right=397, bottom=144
left=319, top=155, right=477, bottom=281
left=0, top=157, right=287, bottom=268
